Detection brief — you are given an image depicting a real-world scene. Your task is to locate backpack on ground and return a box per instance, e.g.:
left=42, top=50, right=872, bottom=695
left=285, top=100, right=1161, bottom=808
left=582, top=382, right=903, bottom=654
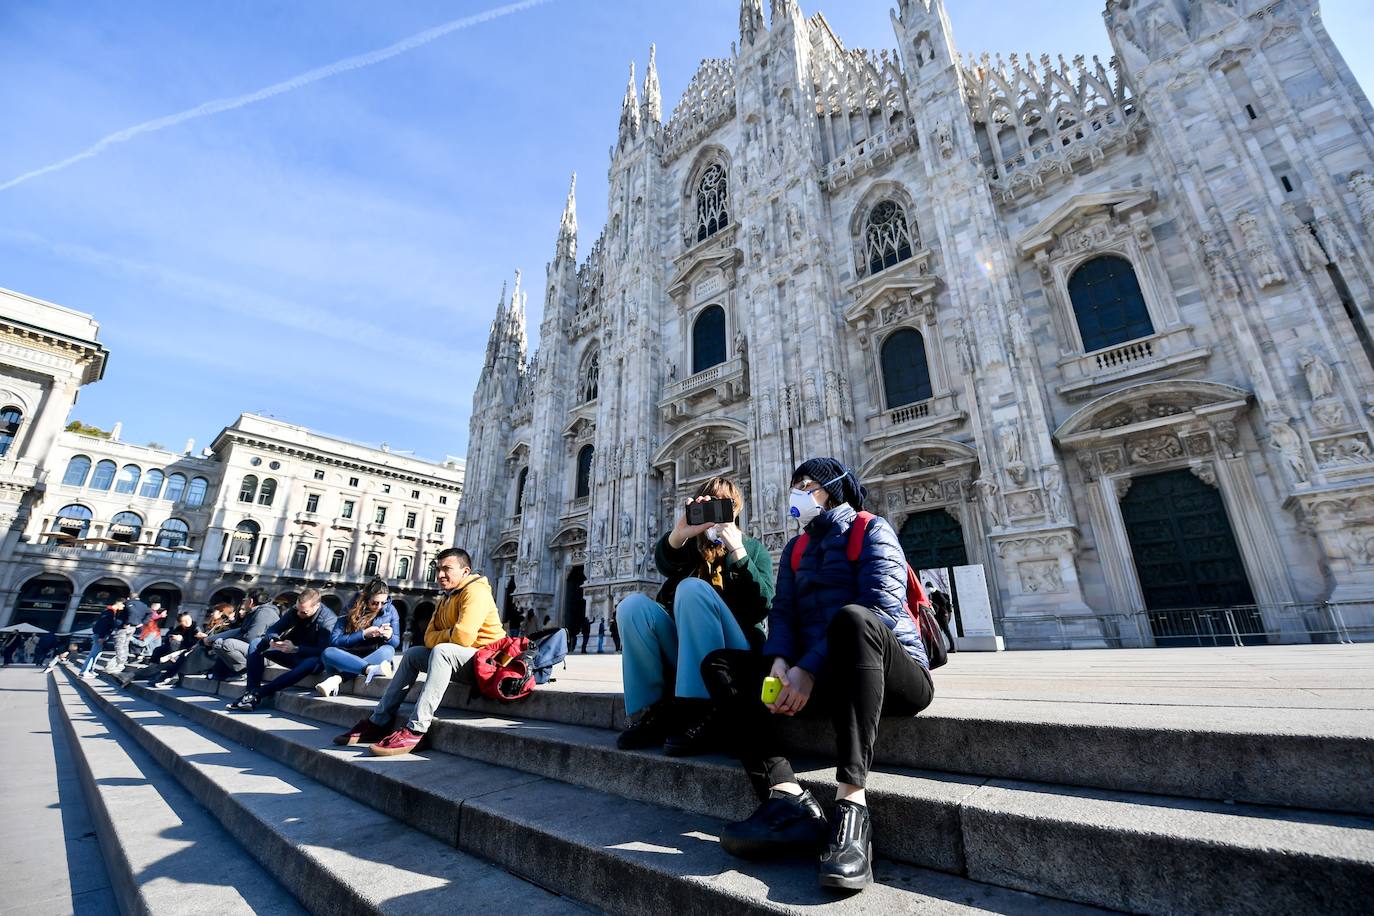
left=470, top=627, right=570, bottom=701
left=788, top=511, right=948, bottom=670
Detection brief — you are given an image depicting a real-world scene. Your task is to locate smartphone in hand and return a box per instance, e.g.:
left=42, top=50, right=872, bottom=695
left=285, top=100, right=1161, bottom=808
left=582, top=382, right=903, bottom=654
left=686, top=497, right=734, bottom=526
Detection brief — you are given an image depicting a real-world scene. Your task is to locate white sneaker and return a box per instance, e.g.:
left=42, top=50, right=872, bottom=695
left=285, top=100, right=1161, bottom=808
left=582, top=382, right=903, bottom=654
left=364, top=659, right=394, bottom=685
left=80, top=671, right=97, bottom=680
left=314, top=674, right=343, bottom=698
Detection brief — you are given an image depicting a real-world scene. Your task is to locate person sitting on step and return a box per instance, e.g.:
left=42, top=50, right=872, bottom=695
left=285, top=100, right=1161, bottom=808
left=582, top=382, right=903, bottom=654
left=205, top=591, right=281, bottom=681
left=615, top=475, right=773, bottom=756
left=314, top=579, right=401, bottom=697
left=332, top=548, right=505, bottom=756
left=145, top=602, right=234, bottom=687
left=700, top=457, right=934, bottom=892
left=227, top=589, right=337, bottom=711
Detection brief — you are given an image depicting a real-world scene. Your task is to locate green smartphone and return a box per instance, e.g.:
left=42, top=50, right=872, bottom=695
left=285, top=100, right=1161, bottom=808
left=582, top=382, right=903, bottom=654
left=761, top=676, right=782, bottom=704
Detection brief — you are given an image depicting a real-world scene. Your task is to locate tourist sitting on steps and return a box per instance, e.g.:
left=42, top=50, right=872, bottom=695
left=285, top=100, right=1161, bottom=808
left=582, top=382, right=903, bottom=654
left=205, top=590, right=280, bottom=680
left=144, top=602, right=234, bottom=687
left=227, top=589, right=337, bottom=711
left=615, top=475, right=773, bottom=756
left=332, top=548, right=505, bottom=756
left=116, top=611, right=199, bottom=687
left=315, top=580, right=401, bottom=697
left=700, top=457, right=934, bottom=892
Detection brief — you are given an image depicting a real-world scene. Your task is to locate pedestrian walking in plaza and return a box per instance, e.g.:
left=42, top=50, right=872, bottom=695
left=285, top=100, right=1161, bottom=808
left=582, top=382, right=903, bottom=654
left=315, top=581, right=401, bottom=697
left=23, top=634, right=39, bottom=663
left=615, top=476, right=773, bottom=756
left=703, top=457, right=934, bottom=892
left=926, top=582, right=957, bottom=654
left=45, top=642, right=79, bottom=673
left=106, top=594, right=155, bottom=674
left=79, top=605, right=120, bottom=679
left=332, top=548, right=505, bottom=756
left=227, top=589, right=337, bottom=711
left=1, top=634, right=20, bottom=665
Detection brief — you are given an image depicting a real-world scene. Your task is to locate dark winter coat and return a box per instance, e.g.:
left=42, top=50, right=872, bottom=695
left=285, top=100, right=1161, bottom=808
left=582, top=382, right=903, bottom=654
left=764, top=503, right=928, bottom=674
left=264, top=605, right=339, bottom=658
left=330, top=601, right=401, bottom=656
left=117, top=599, right=155, bottom=630
left=653, top=532, right=774, bottom=646
left=91, top=610, right=119, bottom=639
left=213, top=604, right=282, bottom=650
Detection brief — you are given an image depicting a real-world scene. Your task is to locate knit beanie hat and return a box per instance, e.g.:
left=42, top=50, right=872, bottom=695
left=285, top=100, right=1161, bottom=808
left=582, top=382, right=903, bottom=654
left=791, top=457, right=867, bottom=510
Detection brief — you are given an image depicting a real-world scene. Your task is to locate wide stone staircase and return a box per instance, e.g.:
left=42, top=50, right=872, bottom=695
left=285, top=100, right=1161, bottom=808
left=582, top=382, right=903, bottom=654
left=49, top=656, right=1374, bottom=915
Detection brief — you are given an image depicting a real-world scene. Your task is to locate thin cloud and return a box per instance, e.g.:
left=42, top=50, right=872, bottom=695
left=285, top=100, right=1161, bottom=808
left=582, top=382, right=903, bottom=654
left=0, top=0, right=552, bottom=193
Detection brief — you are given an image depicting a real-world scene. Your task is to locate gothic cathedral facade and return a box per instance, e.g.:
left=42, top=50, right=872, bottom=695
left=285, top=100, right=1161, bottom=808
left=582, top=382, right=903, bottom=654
left=457, top=0, right=1374, bottom=647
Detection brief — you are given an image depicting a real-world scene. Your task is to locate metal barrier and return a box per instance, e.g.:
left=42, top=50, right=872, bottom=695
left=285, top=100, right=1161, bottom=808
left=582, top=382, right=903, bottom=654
left=999, top=602, right=1372, bottom=649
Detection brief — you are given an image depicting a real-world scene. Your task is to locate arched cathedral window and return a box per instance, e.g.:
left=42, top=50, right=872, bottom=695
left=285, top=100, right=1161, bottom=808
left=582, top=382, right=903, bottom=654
left=692, top=305, right=727, bottom=375
left=579, top=349, right=600, bottom=403
left=1067, top=255, right=1154, bottom=352
left=514, top=467, right=528, bottom=517
left=0, top=407, right=22, bottom=457
left=695, top=163, right=729, bottom=243
left=864, top=200, right=916, bottom=276
left=880, top=328, right=933, bottom=409
left=575, top=445, right=594, bottom=500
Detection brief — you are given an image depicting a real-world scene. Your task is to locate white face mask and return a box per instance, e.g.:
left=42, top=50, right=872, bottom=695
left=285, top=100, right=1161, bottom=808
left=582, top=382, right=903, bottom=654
left=706, top=525, right=723, bottom=544
left=789, top=488, right=824, bottom=527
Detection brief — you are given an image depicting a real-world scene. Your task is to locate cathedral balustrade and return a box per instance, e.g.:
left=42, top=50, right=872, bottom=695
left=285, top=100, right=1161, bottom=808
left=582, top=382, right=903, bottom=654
left=658, top=355, right=748, bottom=425
left=819, top=117, right=918, bottom=192
left=866, top=390, right=966, bottom=448
left=1056, top=329, right=1211, bottom=401
left=986, top=108, right=1145, bottom=203
left=562, top=496, right=590, bottom=519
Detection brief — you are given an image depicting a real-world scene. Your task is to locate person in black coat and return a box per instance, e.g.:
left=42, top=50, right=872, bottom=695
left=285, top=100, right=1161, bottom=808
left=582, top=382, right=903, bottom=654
left=701, top=458, right=934, bottom=892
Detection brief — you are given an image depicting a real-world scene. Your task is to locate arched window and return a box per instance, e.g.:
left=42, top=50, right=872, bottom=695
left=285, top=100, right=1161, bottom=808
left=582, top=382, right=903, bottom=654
left=695, top=162, right=730, bottom=242
left=156, top=518, right=190, bottom=549
left=229, top=521, right=260, bottom=563
left=238, top=474, right=258, bottom=504
left=62, top=455, right=92, bottom=487
left=579, top=349, right=600, bottom=403
left=185, top=477, right=209, bottom=507
left=329, top=549, right=346, bottom=574
left=397, top=556, right=412, bottom=579
left=114, top=464, right=141, bottom=495
left=692, top=305, right=727, bottom=374
left=164, top=473, right=187, bottom=502
left=575, top=445, right=594, bottom=499
left=53, top=504, right=92, bottom=538
left=864, top=200, right=916, bottom=276
left=90, top=460, right=116, bottom=491
left=514, top=467, right=528, bottom=516
left=257, top=478, right=277, bottom=507
left=364, top=553, right=379, bottom=577
left=109, top=511, right=143, bottom=551
left=0, top=407, right=22, bottom=456
left=290, top=543, right=309, bottom=570
left=1067, top=255, right=1155, bottom=352
left=426, top=559, right=438, bottom=582
left=139, top=469, right=165, bottom=499
left=880, top=328, right=934, bottom=409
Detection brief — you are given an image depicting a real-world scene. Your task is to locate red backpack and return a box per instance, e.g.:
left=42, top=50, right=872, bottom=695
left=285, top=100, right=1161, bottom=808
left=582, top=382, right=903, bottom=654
left=471, top=636, right=537, bottom=701
left=788, top=511, right=948, bottom=670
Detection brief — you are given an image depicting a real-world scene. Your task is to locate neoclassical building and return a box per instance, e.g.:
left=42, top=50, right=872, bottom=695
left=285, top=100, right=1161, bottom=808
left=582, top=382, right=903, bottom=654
left=458, top=0, right=1374, bottom=646
left=0, top=287, right=464, bottom=637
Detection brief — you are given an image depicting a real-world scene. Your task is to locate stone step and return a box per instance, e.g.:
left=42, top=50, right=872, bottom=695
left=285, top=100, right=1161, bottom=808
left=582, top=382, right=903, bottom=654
left=64, top=671, right=587, bottom=915
left=110, top=677, right=1108, bottom=915
left=169, top=662, right=1374, bottom=815
left=49, top=673, right=304, bottom=916
left=128, top=678, right=1374, bottom=915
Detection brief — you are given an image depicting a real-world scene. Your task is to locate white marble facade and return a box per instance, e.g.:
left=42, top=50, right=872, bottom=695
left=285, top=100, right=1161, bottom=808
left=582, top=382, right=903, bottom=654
left=458, top=0, right=1374, bottom=646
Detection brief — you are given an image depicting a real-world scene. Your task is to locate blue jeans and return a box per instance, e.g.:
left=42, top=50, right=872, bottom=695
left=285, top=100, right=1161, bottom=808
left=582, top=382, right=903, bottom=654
left=79, top=637, right=106, bottom=676
left=321, top=645, right=395, bottom=677
left=246, top=648, right=322, bottom=697
left=616, top=578, right=751, bottom=716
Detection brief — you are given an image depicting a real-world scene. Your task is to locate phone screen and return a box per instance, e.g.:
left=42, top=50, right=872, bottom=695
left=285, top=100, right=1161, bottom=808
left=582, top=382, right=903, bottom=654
left=688, top=498, right=735, bottom=526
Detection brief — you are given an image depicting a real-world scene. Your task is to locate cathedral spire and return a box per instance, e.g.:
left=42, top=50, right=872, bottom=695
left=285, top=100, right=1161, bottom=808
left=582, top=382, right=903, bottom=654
left=617, top=61, right=641, bottom=150
left=500, top=270, right=528, bottom=364
left=641, top=44, right=662, bottom=126
left=483, top=279, right=509, bottom=369
left=739, top=0, right=765, bottom=46
left=557, top=172, right=577, bottom=262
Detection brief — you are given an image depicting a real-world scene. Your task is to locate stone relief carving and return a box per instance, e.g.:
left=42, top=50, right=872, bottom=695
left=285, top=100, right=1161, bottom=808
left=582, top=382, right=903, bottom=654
left=1314, top=436, right=1374, bottom=468
left=1313, top=401, right=1348, bottom=429
left=1005, top=489, right=1042, bottom=518
left=1114, top=476, right=1133, bottom=500
left=1018, top=559, right=1064, bottom=594
left=1189, top=463, right=1218, bottom=488
left=1128, top=434, right=1183, bottom=465
left=688, top=439, right=731, bottom=475
left=1268, top=421, right=1309, bottom=483
left=1235, top=210, right=1286, bottom=288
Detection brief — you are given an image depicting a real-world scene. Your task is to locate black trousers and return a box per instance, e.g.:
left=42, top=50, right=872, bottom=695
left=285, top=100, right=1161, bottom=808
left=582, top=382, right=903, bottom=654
left=701, top=605, right=933, bottom=800
left=936, top=610, right=957, bottom=652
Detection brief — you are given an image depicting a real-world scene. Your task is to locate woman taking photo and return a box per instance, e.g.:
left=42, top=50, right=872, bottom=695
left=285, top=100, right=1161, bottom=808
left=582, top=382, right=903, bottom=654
left=615, top=475, right=773, bottom=755
left=315, top=582, right=401, bottom=697
left=700, top=457, right=933, bottom=892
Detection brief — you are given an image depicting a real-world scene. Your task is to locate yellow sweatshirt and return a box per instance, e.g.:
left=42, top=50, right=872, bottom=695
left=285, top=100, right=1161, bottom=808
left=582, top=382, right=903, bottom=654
left=423, top=573, right=507, bottom=649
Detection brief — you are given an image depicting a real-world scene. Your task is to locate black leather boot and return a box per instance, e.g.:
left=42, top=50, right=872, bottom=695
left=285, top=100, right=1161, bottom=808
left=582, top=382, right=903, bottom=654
left=720, top=788, right=828, bottom=859
left=616, top=699, right=674, bottom=750
left=818, top=799, right=873, bottom=891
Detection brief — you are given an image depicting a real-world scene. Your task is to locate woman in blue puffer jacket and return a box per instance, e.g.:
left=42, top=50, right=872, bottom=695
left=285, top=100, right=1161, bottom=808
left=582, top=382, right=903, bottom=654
left=701, top=457, right=934, bottom=892
left=315, top=581, right=401, bottom=697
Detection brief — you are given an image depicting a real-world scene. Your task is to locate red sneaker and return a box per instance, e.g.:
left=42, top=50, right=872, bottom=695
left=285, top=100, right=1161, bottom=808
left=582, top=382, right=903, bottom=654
left=333, top=716, right=393, bottom=747
left=368, top=726, right=427, bottom=757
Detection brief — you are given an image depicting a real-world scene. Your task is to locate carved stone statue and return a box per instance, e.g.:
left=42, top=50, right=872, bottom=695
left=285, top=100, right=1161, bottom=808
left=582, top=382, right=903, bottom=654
left=1300, top=350, right=1335, bottom=400
left=786, top=203, right=803, bottom=242
left=1200, top=234, right=1240, bottom=299
left=1007, top=309, right=1033, bottom=362
left=1042, top=465, right=1067, bottom=522
left=935, top=121, right=954, bottom=159
left=973, top=475, right=1003, bottom=527
left=1350, top=171, right=1374, bottom=231
left=1236, top=210, right=1287, bottom=288
left=998, top=423, right=1023, bottom=467
left=1268, top=421, right=1309, bottom=483
left=1285, top=204, right=1330, bottom=272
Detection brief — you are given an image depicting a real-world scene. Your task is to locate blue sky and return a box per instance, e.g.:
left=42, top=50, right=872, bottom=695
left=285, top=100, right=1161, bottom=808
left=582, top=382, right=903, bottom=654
left=2, top=1, right=1371, bottom=461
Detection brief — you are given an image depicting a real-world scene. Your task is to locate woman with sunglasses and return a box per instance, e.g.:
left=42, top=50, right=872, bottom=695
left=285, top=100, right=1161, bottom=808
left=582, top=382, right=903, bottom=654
left=315, top=581, right=401, bottom=697
left=700, top=457, right=933, bottom=891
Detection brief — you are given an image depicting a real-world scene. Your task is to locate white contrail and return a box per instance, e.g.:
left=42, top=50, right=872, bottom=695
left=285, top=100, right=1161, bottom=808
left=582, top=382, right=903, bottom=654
left=0, top=0, right=551, bottom=192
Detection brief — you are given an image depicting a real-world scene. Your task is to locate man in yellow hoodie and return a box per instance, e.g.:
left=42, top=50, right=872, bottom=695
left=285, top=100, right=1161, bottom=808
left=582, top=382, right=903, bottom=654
left=332, top=548, right=506, bottom=756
